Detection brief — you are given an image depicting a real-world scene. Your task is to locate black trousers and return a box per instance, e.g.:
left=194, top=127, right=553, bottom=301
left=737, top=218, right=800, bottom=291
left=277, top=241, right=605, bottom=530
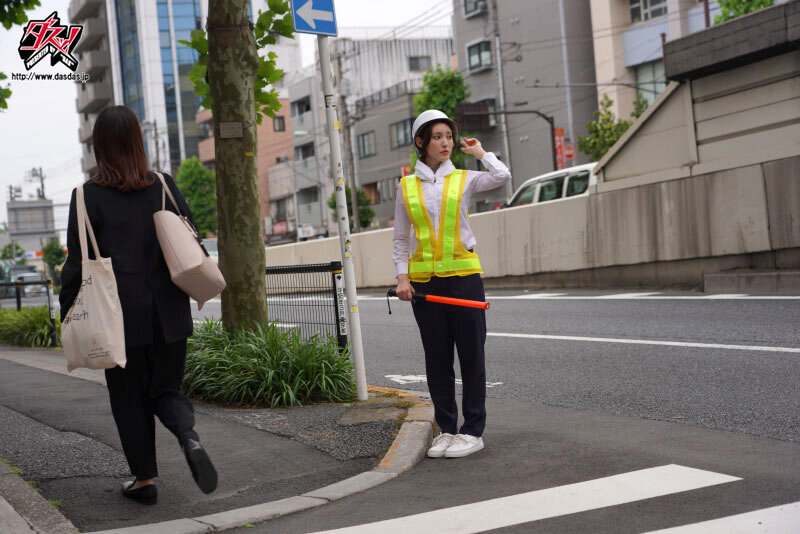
left=105, top=321, right=198, bottom=480
left=411, top=274, right=486, bottom=437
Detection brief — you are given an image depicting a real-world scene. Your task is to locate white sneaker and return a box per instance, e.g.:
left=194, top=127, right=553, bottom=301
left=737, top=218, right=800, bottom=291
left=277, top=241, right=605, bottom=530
left=444, top=434, right=484, bottom=458
left=427, top=433, right=455, bottom=458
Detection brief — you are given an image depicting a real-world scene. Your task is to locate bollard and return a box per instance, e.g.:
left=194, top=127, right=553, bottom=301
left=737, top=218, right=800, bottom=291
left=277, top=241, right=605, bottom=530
left=15, top=282, right=22, bottom=311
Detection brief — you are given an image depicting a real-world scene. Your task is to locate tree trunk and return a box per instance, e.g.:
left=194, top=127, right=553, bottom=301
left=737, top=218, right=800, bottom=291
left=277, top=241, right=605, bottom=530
left=207, top=0, right=266, bottom=331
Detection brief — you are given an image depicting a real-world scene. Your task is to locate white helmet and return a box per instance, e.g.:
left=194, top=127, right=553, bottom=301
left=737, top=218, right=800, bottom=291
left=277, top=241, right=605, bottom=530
left=412, top=109, right=457, bottom=140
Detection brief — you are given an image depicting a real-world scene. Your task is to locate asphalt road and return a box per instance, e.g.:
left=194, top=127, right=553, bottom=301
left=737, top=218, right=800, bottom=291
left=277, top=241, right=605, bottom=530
left=197, top=289, right=800, bottom=443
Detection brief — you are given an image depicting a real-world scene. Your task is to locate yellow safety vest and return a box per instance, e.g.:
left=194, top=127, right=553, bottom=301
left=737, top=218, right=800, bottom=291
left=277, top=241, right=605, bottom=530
left=401, top=170, right=482, bottom=283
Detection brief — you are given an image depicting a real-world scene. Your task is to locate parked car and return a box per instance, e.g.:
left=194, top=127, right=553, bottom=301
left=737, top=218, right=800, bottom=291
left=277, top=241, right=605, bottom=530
left=202, top=238, right=218, bottom=264
left=501, top=162, right=597, bottom=209
left=16, top=271, right=47, bottom=297
left=2, top=265, right=38, bottom=298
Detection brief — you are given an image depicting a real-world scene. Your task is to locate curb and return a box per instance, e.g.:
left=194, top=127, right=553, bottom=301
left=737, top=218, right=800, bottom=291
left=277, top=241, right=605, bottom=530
left=85, top=386, right=434, bottom=534
left=0, top=459, right=79, bottom=534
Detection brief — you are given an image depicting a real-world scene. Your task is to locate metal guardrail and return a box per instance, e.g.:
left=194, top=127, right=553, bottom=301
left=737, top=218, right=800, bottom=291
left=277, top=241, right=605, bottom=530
left=0, top=280, right=59, bottom=347
left=264, top=262, right=348, bottom=352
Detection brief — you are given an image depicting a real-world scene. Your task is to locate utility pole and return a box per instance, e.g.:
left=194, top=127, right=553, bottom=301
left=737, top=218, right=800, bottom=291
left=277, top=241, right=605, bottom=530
left=27, top=167, right=45, bottom=199
left=490, top=0, right=513, bottom=197
left=318, top=35, right=367, bottom=402
left=334, top=50, right=361, bottom=233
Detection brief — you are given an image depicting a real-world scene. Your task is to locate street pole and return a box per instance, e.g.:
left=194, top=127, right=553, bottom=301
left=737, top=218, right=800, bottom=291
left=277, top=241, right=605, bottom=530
left=317, top=35, right=367, bottom=402
left=334, top=51, right=361, bottom=233
left=491, top=0, right=513, bottom=197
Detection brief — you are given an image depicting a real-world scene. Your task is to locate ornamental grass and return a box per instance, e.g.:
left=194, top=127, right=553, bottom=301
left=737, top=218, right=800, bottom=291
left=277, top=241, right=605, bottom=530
left=183, top=319, right=356, bottom=408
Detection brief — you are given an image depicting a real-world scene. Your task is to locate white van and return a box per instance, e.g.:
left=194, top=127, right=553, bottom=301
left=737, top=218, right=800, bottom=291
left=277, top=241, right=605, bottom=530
left=502, top=162, right=597, bottom=208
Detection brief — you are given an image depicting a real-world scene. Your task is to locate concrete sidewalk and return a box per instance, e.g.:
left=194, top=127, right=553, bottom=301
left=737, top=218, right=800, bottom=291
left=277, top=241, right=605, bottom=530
left=0, top=346, right=434, bottom=533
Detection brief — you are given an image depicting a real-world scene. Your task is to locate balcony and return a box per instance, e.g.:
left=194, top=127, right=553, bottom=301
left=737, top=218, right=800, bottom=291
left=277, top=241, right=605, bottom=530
left=74, top=17, right=105, bottom=53
left=68, top=0, right=102, bottom=24
left=292, top=158, right=321, bottom=191
left=81, top=151, right=97, bottom=174
left=78, top=117, right=93, bottom=142
left=76, top=82, right=111, bottom=113
left=80, top=49, right=109, bottom=78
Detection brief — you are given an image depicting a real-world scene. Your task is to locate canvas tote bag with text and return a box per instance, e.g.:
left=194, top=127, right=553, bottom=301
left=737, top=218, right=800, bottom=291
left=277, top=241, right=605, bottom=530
left=62, top=185, right=127, bottom=372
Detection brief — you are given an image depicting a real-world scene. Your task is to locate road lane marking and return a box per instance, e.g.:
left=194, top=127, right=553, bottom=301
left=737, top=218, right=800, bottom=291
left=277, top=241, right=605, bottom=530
left=487, top=332, right=800, bottom=353
left=595, top=292, right=663, bottom=298
left=385, top=374, right=503, bottom=388
left=644, top=501, right=800, bottom=533
left=309, top=464, right=740, bottom=534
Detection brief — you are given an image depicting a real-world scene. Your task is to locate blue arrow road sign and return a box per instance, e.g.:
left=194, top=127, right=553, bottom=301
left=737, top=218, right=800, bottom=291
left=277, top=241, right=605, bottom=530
left=292, top=0, right=338, bottom=36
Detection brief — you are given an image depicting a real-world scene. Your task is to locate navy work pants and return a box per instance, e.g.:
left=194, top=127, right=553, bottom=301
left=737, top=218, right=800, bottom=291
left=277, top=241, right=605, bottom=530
left=411, top=273, right=486, bottom=437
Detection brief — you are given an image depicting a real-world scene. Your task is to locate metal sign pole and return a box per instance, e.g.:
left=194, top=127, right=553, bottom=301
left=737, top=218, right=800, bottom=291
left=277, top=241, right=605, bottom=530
left=317, top=35, right=367, bottom=402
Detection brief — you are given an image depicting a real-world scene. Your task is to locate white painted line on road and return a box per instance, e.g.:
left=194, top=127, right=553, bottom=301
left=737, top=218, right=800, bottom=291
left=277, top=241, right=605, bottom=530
left=644, top=501, right=800, bottom=533
left=487, top=332, right=800, bottom=353
left=309, top=464, right=740, bottom=534
left=385, top=374, right=503, bottom=388
left=595, top=292, right=662, bottom=298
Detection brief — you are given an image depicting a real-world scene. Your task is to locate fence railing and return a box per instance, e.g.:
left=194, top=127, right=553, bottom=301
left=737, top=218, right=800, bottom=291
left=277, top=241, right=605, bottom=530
left=264, top=262, right=348, bottom=351
left=0, top=280, right=59, bottom=347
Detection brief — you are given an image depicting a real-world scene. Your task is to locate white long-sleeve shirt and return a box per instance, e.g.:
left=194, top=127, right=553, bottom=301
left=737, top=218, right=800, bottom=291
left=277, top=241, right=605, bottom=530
left=392, top=153, right=511, bottom=277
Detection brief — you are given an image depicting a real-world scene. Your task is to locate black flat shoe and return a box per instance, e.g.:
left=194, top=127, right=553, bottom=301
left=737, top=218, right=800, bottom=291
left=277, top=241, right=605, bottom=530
left=183, top=439, right=217, bottom=494
left=121, top=480, right=157, bottom=505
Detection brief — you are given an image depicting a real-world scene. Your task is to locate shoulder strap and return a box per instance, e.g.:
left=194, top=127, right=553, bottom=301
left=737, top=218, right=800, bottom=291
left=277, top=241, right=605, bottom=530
left=155, top=172, right=182, bottom=215
left=75, top=185, right=101, bottom=261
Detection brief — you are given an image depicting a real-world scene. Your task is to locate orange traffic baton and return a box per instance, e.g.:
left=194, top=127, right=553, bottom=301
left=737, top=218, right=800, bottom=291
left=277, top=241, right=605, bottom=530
left=386, top=288, right=490, bottom=314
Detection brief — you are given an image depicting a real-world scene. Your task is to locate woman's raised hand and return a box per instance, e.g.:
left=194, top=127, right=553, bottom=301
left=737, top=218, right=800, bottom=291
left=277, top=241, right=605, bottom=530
left=460, top=137, right=486, bottom=160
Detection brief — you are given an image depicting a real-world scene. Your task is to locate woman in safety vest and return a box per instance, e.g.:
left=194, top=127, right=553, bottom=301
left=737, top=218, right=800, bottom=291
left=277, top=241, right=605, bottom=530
left=393, top=109, right=511, bottom=458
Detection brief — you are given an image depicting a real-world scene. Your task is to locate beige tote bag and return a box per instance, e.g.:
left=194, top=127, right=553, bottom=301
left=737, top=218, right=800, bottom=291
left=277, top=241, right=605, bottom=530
left=153, top=172, right=225, bottom=304
left=62, top=185, right=127, bottom=372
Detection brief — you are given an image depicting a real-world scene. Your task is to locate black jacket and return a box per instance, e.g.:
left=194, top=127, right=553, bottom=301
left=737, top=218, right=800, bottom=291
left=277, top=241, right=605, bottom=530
left=60, top=172, right=195, bottom=347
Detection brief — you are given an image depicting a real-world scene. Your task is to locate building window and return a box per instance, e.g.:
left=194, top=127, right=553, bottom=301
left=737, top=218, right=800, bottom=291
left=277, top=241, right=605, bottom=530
left=291, top=96, right=311, bottom=117
left=463, top=0, right=485, bottom=17
left=635, top=60, right=667, bottom=105
left=273, top=116, right=285, bottom=131
left=294, top=142, right=314, bottom=161
left=362, top=183, right=380, bottom=205
left=358, top=131, right=376, bottom=158
left=409, top=56, right=432, bottom=71
left=296, top=186, right=318, bottom=205
left=629, top=0, right=667, bottom=23
left=377, top=177, right=399, bottom=203
left=467, top=40, right=492, bottom=72
left=390, top=119, right=413, bottom=149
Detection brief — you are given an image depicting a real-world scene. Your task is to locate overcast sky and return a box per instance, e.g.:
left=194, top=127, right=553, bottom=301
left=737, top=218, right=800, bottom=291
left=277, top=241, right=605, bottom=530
left=0, top=0, right=453, bottom=234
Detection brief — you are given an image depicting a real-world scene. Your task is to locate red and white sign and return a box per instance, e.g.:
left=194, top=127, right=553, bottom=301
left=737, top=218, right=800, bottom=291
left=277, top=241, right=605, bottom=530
left=273, top=221, right=287, bottom=235
left=554, top=128, right=565, bottom=170
left=564, top=142, right=576, bottom=160
left=401, top=165, right=414, bottom=177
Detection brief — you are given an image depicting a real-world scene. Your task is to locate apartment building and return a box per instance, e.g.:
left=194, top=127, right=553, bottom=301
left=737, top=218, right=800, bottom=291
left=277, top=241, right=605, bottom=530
left=265, top=29, right=454, bottom=242
left=452, top=0, right=599, bottom=210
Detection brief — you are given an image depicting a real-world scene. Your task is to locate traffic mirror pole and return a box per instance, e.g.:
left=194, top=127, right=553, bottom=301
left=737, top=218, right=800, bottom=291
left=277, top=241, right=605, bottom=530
left=317, top=35, right=367, bottom=402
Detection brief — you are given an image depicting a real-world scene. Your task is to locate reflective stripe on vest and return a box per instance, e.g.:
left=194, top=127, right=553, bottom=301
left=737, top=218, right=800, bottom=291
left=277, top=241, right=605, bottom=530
left=401, top=170, right=482, bottom=281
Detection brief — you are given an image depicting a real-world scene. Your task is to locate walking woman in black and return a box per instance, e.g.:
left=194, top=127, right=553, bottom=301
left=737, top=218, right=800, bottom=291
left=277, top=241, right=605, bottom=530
left=59, top=105, right=217, bottom=504
left=393, top=110, right=511, bottom=458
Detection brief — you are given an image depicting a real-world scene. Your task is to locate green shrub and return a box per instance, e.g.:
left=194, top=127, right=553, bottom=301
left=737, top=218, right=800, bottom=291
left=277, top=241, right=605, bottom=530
left=0, top=306, right=60, bottom=347
left=184, top=319, right=356, bottom=407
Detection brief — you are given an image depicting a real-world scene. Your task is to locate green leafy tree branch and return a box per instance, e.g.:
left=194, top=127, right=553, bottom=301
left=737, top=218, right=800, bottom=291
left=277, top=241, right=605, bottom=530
left=714, top=0, right=773, bottom=24
left=178, top=0, right=294, bottom=124
left=327, top=186, right=375, bottom=232
left=577, top=93, right=649, bottom=162
left=176, top=157, right=218, bottom=237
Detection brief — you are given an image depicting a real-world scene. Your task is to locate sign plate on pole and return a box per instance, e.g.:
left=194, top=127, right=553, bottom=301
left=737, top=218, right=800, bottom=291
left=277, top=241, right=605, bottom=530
left=554, top=128, right=565, bottom=170
left=291, top=0, right=338, bottom=36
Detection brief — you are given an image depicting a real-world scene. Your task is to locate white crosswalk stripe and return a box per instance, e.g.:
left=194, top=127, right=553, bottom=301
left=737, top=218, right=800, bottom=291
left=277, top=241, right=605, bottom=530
left=308, top=464, right=740, bottom=534
left=643, top=501, right=800, bottom=533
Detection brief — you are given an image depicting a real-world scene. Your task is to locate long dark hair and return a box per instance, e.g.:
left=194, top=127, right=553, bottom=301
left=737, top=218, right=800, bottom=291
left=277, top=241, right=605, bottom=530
left=414, top=119, right=459, bottom=166
left=91, top=105, right=153, bottom=191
